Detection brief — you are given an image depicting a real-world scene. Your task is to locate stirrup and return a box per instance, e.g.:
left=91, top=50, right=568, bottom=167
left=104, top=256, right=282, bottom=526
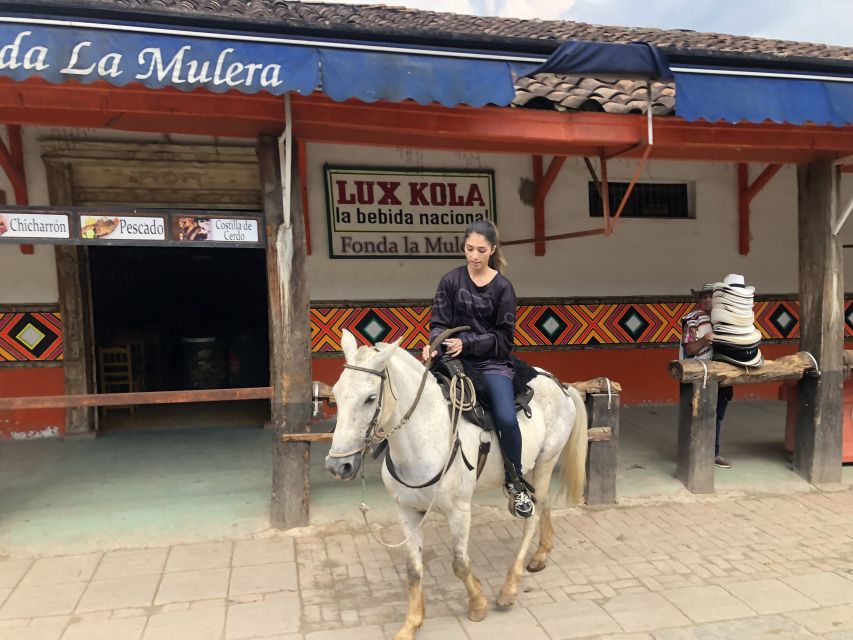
left=504, top=462, right=536, bottom=501
left=505, top=482, right=535, bottom=519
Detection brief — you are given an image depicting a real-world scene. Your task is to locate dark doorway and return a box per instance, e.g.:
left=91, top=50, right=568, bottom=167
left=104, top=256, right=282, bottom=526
left=88, top=245, right=270, bottom=431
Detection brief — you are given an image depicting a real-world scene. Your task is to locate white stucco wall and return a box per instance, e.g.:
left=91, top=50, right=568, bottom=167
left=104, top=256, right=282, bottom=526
left=304, top=142, right=852, bottom=300
left=5, top=127, right=852, bottom=305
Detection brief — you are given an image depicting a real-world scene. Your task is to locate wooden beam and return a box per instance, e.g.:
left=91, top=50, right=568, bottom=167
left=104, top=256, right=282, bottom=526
left=0, top=131, right=26, bottom=204
left=5, top=79, right=853, bottom=163
left=600, top=154, right=612, bottom=235
left=738, top=163, right=783, bottom=255
left=260, top=135, right=312, bottom=529
left=668, top=352, right=818, bottom=386
left=795, top=159, right=844, bottom=484
left=612, top=144, right=652, bottom=223
left=297, top=139, right=312, bottom=256
left=571, top=377, right=623, bottom=398
left=529, top=155, right=567, bottom=256
left=532, top=155, right=544, bottom=255
left=282, top=426, right=612, bottom=444
left=281, top=432, right=334, bottom=443
left=0, top=387, right=273, bottom=411
left=502, top=227, right=606, bottom=247
left=738, top=163, right=750, bottom=255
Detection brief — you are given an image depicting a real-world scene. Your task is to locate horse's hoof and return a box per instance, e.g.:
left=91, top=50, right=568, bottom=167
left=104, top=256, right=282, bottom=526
left=468, top=600, right=489, bottom=622
left=526, top=559, right=547, bottom=573
left=468, top=607, right=488, bottom=622
left=394, top=630, right=416, bottom=640
left=495, top=592, right=517, bottom=609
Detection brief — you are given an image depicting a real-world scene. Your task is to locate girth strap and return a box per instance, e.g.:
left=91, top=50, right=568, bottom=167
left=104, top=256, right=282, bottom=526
left=475, top=440, right=491, bottom=479
left=384, top=438, right=475, bottom=490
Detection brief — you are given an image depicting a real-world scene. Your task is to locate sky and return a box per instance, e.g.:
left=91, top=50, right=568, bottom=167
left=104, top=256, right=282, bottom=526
left=320, top=0, right=853, bottom=48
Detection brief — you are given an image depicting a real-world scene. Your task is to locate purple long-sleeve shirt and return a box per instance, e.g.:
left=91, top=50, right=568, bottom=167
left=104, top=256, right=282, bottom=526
left=428, top=266, right=516, bottom=377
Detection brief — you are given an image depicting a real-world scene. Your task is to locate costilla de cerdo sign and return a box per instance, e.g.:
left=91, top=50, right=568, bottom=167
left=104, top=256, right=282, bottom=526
left=324, top=167, right=496, bottom=259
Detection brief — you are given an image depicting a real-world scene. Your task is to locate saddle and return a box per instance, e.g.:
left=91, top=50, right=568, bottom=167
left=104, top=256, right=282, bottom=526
left=372, top=354, right=540, bottom=487
left=430, top=356, right=538, bottom=431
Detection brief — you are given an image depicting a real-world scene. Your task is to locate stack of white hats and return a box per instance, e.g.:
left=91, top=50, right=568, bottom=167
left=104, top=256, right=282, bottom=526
left=710, top=273, right=764, bottom=367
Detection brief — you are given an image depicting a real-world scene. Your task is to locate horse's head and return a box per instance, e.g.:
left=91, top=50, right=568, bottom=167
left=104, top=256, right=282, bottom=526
left=324, top=329, right=400, bottom=481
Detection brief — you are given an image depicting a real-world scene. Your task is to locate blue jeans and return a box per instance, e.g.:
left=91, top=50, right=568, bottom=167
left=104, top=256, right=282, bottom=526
left=716, top=386, right=733, bottom=456
left=482, top=373, right=523, bottom=484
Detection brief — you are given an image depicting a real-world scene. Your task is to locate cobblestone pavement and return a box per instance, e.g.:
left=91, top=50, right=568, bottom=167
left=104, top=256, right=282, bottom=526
left=4, top=488, right=853, bottom=639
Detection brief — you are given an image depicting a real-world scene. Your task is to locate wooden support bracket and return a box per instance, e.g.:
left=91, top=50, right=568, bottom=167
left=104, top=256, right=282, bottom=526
left=738, top=163, right=783, bottom=255
left=530, top=154, right=566, bottom=256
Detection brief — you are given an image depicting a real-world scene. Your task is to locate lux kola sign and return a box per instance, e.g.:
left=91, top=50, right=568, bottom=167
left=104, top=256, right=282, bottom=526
left=325, top=166, right=496, bottom=259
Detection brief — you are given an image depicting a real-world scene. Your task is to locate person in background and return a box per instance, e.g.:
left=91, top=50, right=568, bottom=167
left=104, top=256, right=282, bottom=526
left=680, top=282, right=733, bottom=468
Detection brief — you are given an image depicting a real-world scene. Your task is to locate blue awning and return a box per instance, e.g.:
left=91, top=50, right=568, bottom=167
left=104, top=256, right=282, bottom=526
left=527, top=41, right=672, bottom=80
left=674, top=69, right=853, bottom=126
left=0, top=17, right=537, bottom=107
left=320, top=48, right=526, bottom=107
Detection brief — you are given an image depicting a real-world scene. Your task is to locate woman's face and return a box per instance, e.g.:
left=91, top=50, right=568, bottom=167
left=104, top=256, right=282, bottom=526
left=464, top=232, right=495, bottom=270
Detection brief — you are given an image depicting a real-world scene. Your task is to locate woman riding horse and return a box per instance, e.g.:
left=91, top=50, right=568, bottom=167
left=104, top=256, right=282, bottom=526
left=422, top=219, right=534, bottom=519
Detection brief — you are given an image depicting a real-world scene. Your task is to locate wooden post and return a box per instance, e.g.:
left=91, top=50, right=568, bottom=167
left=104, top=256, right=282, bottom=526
left=47, top=160, right=97, bottom=436
left=584, top=392, right=620, bottom=505
left=259, top=135, right=312, bottom=528
left=795, top=159, right=844, bottom=484
left=676, top=381, right=718, bottom=493
left=55, top=246, right=96, bottom=436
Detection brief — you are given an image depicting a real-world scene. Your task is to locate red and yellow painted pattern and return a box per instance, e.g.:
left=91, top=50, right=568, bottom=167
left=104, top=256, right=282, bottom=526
left=0, top=300, right=849, bottom=363
left=0, top=312, right=63, bottom=362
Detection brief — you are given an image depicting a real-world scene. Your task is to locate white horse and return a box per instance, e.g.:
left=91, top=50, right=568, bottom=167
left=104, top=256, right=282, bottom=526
left=325, top=330, right=588, bottom=640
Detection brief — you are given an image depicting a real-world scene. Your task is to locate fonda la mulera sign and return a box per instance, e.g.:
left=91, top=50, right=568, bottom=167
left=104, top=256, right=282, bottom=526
left=325, top=167, right=496, bottom=258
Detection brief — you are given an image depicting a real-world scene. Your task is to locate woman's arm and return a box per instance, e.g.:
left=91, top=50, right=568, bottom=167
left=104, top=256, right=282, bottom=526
left=428, top=274, right=454, bottom=344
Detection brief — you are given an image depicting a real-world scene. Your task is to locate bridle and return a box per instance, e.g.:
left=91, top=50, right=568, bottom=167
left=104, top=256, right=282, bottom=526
left=326, top=327, right=474, bottom=472
left=326, top=362, right=396, bottom=460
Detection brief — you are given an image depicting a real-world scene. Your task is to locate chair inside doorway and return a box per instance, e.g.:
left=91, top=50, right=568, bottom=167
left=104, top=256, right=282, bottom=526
left=97, top=346, right=136, bottom=415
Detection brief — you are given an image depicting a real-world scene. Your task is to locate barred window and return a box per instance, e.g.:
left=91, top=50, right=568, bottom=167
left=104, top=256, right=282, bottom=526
left=588, top=182, right=692, bottom=219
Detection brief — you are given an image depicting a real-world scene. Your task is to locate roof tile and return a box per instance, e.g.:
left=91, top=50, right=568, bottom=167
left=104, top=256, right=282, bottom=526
left=32, top=0, right=853, bottom=62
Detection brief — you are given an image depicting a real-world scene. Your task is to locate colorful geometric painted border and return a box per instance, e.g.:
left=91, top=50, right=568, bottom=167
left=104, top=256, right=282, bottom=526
left=310, top=299, right=853, bottom=353
left=0, top=301, right=849, bottom=360
left=0, top=312, right=63, bottom=362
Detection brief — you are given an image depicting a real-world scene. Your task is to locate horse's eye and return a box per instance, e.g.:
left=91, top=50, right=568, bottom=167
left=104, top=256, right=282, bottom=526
left=365, top=394, right=377, bottom=404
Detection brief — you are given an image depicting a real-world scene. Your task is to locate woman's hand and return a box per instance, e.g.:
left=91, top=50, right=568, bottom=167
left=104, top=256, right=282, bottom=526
left=443, top=338, right=463, bottom=357
left=422, top=344, right=438, bottom=362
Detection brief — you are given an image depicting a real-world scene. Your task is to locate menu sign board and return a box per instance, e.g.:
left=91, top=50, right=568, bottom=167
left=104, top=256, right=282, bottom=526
left=80, top=215, right=166, bottom=241
left=175, top=217, right=260, bottom=243
left=325, top=166, right=496, bottom=259
left=0, top=212, right=70, bottom=239
left=0, top=208, right=264, bottom=248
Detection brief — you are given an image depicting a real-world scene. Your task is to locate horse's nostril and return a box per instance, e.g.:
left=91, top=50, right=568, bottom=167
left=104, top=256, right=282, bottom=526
left=341, top=463, right=352, bottom=476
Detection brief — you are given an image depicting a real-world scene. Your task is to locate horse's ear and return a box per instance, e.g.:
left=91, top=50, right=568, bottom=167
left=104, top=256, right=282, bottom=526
left=373, top=337, right=401, bottom=368
left=341, top=329, right=358, bottom=363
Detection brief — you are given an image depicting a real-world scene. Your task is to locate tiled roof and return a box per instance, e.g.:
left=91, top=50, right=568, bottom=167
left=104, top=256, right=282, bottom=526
left=29, top=0, right=853, bottom=63
left=514, top=75, right=676, bottom=115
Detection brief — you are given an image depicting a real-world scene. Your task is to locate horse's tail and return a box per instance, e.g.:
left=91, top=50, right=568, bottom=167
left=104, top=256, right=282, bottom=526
left=559, top=384, right=588, bottom=505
